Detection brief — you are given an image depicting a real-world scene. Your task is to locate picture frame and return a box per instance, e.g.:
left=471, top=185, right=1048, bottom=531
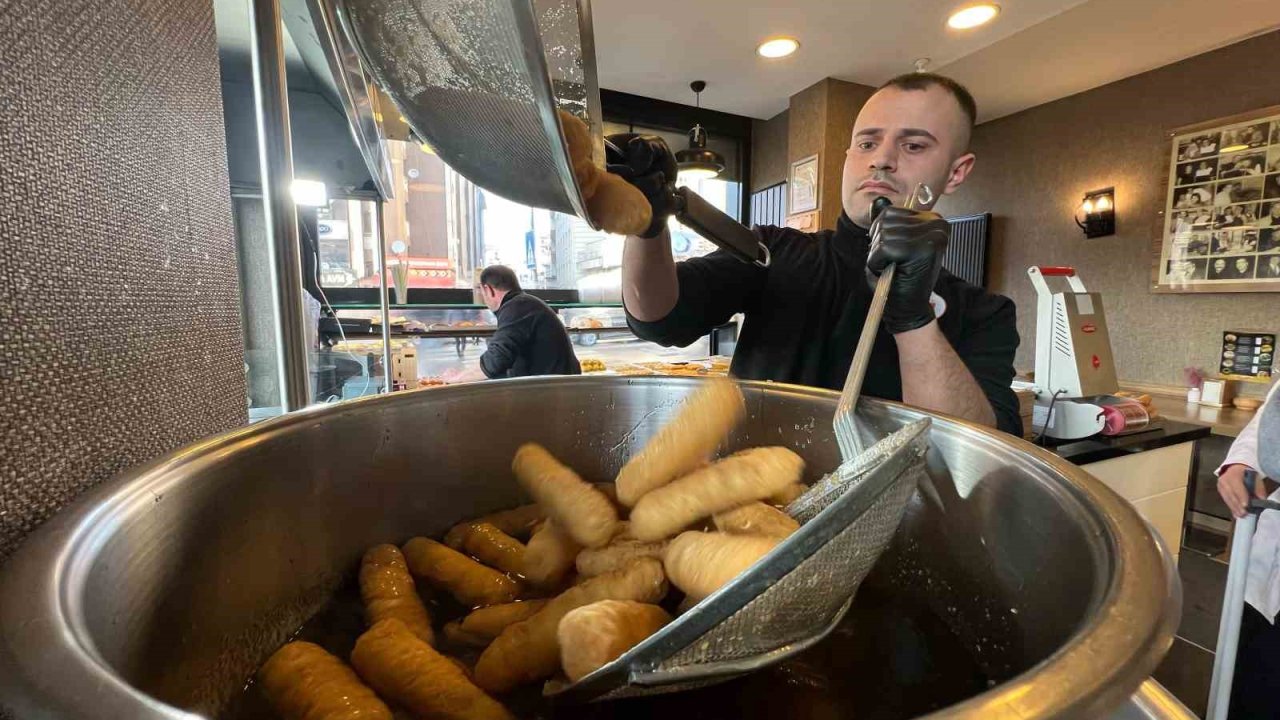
left=1152, top=104, right=1280, bottom=294
left=789, top=154, right=820, bottom=215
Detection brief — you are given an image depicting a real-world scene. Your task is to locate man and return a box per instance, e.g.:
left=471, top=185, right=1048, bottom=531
left=1260, top=255, right=1280, bottom=279
left=608, top=73, right=1020, bottom=434
left=1212, top=258, right=1229, bottom=279
left=1234, top=257, right=1255, bottom=279
left=447, top=265, right=580, bottom=381
left=1260, top=202, right=1280, bottom=228
left=1216, top=382, right=1280, bottom=717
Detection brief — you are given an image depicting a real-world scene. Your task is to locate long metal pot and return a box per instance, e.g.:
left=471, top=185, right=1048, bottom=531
left=0, top=377, right=1184, bottom=718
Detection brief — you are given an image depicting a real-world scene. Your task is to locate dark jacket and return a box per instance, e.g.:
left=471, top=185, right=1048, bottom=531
left=480, top=291, right=581, bottom=378
left=626, top=215, right=1022, bottom=435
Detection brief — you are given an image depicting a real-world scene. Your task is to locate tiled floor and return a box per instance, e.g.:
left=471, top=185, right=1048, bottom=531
left=1154, top=546, right=1229, bottom=718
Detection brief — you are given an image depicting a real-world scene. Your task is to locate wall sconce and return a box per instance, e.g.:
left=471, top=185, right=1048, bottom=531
left=1076, top=187, right=1115, bottom=238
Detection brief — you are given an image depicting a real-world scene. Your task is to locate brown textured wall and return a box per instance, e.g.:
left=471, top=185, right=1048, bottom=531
left=822, top=80, right=877, bottom=228
left=0, top=0, right=246, bottom=560
left=784, top=78, right=877, bottom=229
left=751, top=109, right=790, bottom=192
left=937, top=30, right=1280, bottom=394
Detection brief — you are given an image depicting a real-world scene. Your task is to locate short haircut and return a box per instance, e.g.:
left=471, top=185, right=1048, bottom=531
left=479, top=265, right=521, bottom=292
left=878, top=72, right=977, bottom=131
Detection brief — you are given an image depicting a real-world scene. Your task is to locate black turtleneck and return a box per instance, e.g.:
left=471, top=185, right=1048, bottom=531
left=625, top=215, right=1022, bottom=436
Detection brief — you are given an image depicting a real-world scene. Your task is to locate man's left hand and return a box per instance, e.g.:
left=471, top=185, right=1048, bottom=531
left=866, top=205, right=950, bottom=334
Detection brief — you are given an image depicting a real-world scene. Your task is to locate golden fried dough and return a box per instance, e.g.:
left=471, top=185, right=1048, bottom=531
left=512, top=444, right=618, bottom=548
left=664, top=531, right=780, bottom=602
left=403, top=537, right=521, bottom=607
left=575, top=537, right=668, bottom=578
left=259, top=641, right=391, bottom=720
left=359, top=544, right=434, bottom=645
left=630, top=447, right=804, bottom=542
left=557, top=600, right=672, bottom=682
left=712, top=502, right=799, bottom=539
left=586, top=172, right=652, bottom=237
left=352, top=619, right=513, bottom=720
left=615, top=379, right=746, bottom=507
left=768, top=482, right=808, bottom=506
left=451, top=522, right=527, bottom=576
left=474, top=558, right=668, bottom=693
left=455, top=600, right=549, bottom=641
left=523, top=519, right=581, bottom=589
left=446, top=505, right=545, bottom=547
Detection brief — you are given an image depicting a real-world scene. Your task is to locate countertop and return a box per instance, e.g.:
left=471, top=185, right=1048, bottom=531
left=1038, top=419, right=1212, bottom=466
left=1143, top=393, right=1258, bottom=438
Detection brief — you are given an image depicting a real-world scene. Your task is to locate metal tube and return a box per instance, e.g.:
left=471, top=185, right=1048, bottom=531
left=1206, top=512, right=1256, bottom=720
left=375, top=200, right=393, bottom=393
left=249, top=0, right=310, bottom=411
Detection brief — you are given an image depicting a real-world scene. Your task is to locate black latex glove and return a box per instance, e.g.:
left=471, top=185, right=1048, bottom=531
left=605, top=133, right=679, bottom=238
left=866, top=205, right=951, bottom=334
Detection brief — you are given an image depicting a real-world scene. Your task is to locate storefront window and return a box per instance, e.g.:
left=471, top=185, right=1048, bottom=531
left=314, top=130, right=742, bottom=299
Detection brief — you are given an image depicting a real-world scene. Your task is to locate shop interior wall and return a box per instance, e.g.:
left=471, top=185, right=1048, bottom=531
left=0, top=0, right=246, bottom=559
left=937, top=29, right=1280, bottom=394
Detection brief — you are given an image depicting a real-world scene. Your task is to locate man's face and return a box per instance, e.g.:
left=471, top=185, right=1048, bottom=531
left=842, top=85, right=975, bottom=226
left=1236, top=259, right=1250, bottom=273
left=480, top=284, right=501, bottom=311
left=1271, top=205, right=1280, bottom=217
left=1214, top=259, right=1227, bottom=272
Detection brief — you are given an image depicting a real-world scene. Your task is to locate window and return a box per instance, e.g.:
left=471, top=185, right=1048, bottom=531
left=315, top=127, right=743, bottom=301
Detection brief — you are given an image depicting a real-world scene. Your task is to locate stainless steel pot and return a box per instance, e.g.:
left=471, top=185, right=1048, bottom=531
left=0, top=377, right=1182, bottom=719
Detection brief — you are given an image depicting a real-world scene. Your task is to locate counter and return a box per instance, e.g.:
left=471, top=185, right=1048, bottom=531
left=1044, top=420, right=1212, bottom=564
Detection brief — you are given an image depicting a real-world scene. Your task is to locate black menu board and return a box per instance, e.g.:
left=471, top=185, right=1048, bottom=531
left=1221, top=330, right=1275, bottom=381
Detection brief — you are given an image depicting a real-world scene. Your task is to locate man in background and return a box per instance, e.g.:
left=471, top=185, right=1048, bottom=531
left=445, top=265, right=580, bottom=381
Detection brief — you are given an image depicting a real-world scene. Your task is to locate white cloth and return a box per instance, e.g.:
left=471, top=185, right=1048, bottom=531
left=1217, top=383, right=1280, bottom=623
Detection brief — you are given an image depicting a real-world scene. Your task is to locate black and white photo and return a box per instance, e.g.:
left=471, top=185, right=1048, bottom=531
left=1172, top=233, right=1210, bottom=257
left=1222, top=122, right=1270, bottom=151
left=1176, top=158, right=1217, bottom=186
left=1267, top=172, right=1280, bottom=200
left=1259, top=254, right=1280, bottom=279
left=1219, top=150, right=1266, bottom=178
left=1177, top=132, right=1220, bottom=161
left=1209, top=255, right=1255, bottom=280
left=1261, top=228, right=1280, bottom=254
left=1213, top=203, right=1255, bottom=228
left=1217, top=176, right=1265, bottom=205
left=1167, top=258, right=1207, bottom=281
left=1260, top=201, right=1280, bottom=228
left=1173, top=183, right=1214, bottom=209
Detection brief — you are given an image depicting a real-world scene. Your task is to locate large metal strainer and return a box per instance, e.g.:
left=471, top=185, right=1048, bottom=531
left=548, top=418, right=931, bottom=703
left=337, top=0, right=769, bottom=265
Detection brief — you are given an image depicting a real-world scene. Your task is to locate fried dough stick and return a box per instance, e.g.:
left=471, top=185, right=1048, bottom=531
left=359, top=544, right=434, bottom=645
left=259, top=641, right=391, bottom=720
left=557, top=600, right=672, bottom=682
left=403, top=537, right=520, bottom=607
left=512, top=444, right=618, bottom=548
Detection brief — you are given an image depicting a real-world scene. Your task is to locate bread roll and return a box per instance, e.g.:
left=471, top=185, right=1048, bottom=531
left=473, top=558, right=668, bottom=693
left=630, top=447, right=804, bottom=542
left=452, top=522, right=527, bottom=576
left=446, top=504, right=544, bottom=546
left=615, top=379, right=746, bottom=507
left=403, top=537, right=521, bottom=607
left=522, top=519, right=581, bottom=589
left=664, top=531, right=780, bottom=602
left=259, top=641, right=391, bottom=720
left=512, top=444, right=618, bottom=548
left=557, top=600, right=672, bottom=681
left=575, top=537, right=668, bottom=578
left=712, top=502, right=799, bottom=539
left=359, top=544, right=434, bottom=645
left=352, top=619, right=513, bottom=720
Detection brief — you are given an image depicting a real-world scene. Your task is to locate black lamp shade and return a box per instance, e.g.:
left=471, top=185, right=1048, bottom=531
left=676, top=124, right=725, bottom=178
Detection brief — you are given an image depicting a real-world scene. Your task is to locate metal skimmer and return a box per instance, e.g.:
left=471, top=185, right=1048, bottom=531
left=548, top=417, right=931, bottom=703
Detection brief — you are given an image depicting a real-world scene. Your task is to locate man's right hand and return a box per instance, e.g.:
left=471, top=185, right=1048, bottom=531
left=1218, top=463, right=1267, bottom=518
left=605, top=133, right=679, bottom=238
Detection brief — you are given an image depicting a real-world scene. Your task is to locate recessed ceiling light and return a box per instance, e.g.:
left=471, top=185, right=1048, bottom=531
left=757, top=37, right=800, bottom=59
left=947, top=3, right=1000, bottom=30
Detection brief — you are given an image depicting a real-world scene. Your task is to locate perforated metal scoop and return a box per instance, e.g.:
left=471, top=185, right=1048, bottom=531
left=546, top=418, right=930, bottom=703
left=338, top=0, right=768, bottom=264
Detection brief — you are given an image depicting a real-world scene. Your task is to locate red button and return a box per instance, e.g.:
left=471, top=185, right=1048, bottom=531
left=1092, top=355, right=1101, bottom=369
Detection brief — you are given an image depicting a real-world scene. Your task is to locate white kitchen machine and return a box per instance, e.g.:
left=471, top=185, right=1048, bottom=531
left=1017, top=266, right=1154, bottom=440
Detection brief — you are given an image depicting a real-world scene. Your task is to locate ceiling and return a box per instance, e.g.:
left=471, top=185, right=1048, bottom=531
left=591, top=0, right=1280, bottom=122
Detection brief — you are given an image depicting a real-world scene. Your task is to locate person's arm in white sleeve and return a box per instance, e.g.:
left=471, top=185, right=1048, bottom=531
left=1217, top=405, right=1265, bottom=518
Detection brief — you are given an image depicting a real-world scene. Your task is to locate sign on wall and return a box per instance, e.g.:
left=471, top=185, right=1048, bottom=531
left=1154, top=106, right=1280, bottom=293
